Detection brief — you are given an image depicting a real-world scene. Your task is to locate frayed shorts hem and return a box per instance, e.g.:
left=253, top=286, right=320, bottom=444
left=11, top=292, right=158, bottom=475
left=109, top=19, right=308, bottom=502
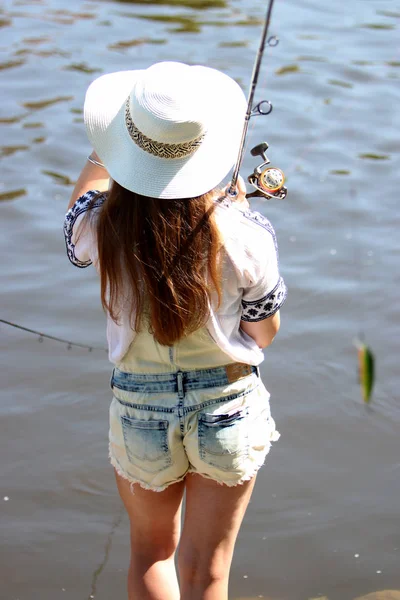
left=110, top=453, right=189, bottom=493
left=187, top=446, right=271, bottom=487
left=110, top=444, right=272, bottom=492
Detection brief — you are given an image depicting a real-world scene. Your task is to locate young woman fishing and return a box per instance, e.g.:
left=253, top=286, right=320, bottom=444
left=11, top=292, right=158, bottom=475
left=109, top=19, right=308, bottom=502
left=64, top=61, right=287, bottom=600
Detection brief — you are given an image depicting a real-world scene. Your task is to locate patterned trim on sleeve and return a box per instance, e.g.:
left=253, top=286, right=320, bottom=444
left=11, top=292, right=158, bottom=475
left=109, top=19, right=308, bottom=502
left=241, top=277, right=287, bottom=322
left=63, top=190, right=106, bottom=268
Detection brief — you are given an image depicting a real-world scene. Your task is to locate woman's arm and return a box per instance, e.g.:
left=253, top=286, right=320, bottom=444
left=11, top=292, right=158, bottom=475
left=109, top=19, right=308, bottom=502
left=67, top=151, right=110, bottom=211
left=240, top=311, right=281, bottom=349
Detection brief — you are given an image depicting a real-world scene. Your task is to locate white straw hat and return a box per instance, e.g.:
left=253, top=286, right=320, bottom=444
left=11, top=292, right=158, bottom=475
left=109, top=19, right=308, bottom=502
left=84, top=61, right=247, bottom=199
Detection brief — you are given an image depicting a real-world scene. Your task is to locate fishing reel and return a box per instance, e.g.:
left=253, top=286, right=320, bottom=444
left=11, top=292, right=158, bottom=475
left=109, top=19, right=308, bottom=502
left=246, top=142, right=287, bottom=200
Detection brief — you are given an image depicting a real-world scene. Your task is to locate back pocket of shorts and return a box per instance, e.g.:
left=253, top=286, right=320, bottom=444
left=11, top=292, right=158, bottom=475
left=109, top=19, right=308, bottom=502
left=198, top=408, right=249, bottom=471
left=121, top=417, right=172, bottom=474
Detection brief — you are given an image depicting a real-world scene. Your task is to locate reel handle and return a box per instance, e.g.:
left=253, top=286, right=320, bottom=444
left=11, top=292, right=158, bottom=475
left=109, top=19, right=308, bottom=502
left=250, top=142, right=269, bottom=162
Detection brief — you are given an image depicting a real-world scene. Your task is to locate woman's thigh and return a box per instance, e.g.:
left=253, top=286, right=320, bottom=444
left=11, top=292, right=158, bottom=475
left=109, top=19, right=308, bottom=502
left=178, top=472, right=257, bottom=575
left=115, top=470, right=185, bottom=558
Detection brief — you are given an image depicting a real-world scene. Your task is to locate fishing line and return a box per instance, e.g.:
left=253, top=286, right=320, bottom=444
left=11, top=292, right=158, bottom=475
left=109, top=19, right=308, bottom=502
left=0, top=318, right=107, bottom=352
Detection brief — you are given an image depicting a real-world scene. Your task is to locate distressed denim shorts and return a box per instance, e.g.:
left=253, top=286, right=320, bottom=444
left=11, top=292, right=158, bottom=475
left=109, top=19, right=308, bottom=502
left=109, top=365, right=280, bottom=492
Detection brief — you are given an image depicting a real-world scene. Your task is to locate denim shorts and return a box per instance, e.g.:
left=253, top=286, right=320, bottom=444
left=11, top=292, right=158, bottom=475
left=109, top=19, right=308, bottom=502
left=109, top=365, right=280, bottom=492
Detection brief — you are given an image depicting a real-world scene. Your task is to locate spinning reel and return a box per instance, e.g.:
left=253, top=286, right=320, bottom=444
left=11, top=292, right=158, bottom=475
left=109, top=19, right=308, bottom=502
left=246, top=141, right=287, bottom=201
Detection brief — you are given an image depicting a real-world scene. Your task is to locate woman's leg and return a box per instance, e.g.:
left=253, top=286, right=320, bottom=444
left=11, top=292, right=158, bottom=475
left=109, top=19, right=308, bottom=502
left=114, top=470, right=185, bottom=600
left=177, top=473, right=257, bottom=600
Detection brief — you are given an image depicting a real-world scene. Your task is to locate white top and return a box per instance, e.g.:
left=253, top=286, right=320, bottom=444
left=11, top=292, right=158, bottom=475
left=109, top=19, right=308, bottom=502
left=63, top=190, right=287, bottom=366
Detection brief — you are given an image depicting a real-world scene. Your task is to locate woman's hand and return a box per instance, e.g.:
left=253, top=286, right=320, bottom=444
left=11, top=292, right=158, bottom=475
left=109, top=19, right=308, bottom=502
left=223, top=175, right=249, bottom=210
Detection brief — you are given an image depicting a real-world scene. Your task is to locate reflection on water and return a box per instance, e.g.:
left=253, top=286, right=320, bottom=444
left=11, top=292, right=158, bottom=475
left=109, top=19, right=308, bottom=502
left=362, top=23, right=395, bottom=30
left=0, top=188, right=27, bottom=201
left=0, top=59, right=25, bottom=70
left=108, top=38, right=167, bottom=50
left=328, top=78, right=353, bottom=88
left=128, top=12, right=264, bottom=33
left=41, top=170, right=75, bottom=186
left=0, top=115, right=25, bottom=123
left=358, top=153, right=390, bottom=160
left=0, top=18, right=12, bottom=28
left=113, top=0, right=227, bottom=8
left=298, top=55, right=328, bottom=62
left=22, top=35, right=52, bottom=44
left=8, top=9, right=96, bottom=24
left=376, top=10, right=400, bottom=18
left=15, top=47, right=71, bottom=57
left=63, top=62, right=102, bottom=73
left=21, top=96, right=74, bottom=110
left=22, top=121, right=44, bottom=128
left=275, top=64, right=300, bottom=75
left=352, top=60, right=375, bottom=66
left=128, top=13, right=202, bottom=33
left=0, top=144, right=29, bottom=157
left=219, top=40, right=248, bottom=48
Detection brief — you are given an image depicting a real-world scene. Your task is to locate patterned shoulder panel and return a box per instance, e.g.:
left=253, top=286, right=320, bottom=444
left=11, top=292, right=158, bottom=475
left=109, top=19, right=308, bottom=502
left=215, top=196, right=277, bottom=251
left=241, top=208, right=277, bottom=251
left=63, top=190, right=106, bottom=268
left=241, top=277, right=287, bottom=322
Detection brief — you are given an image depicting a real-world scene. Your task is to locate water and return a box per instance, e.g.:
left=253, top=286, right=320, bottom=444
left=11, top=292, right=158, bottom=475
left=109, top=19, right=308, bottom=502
left=1, top=0, right=399, bottom=598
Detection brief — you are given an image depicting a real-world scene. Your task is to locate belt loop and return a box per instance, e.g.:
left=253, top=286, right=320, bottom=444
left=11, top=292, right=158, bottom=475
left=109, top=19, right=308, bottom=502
left=177, top=371, right=184, bottom=400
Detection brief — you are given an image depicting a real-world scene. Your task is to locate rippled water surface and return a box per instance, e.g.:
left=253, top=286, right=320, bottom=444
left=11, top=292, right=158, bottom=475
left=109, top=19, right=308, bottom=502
left=1, top=0, right=399, bottom=598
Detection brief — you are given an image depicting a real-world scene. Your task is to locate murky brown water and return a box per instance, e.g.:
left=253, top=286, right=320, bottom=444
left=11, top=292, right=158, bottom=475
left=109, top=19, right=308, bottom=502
left=1, top=0, right=399, bottom=598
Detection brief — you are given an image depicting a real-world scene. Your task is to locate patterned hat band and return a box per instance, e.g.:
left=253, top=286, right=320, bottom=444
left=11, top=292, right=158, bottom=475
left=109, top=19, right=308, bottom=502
left=124, top=98, right=206, bottom=160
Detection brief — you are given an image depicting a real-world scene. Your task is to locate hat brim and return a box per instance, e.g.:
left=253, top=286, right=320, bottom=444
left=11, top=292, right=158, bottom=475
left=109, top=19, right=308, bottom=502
left=84, top=66, right=247, bottom=199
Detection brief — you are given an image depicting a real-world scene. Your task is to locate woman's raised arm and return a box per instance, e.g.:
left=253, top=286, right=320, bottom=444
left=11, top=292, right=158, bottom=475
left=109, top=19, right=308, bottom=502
left=67, top=151, right=110, bottom=210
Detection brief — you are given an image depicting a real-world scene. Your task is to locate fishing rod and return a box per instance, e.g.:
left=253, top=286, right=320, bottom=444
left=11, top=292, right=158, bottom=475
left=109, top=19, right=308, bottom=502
left=227, top=0, right=287, bottom=202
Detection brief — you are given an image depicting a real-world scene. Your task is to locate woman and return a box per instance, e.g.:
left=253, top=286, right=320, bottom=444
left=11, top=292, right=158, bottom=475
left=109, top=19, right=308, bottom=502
left=64, top=61, right=286, bottom=600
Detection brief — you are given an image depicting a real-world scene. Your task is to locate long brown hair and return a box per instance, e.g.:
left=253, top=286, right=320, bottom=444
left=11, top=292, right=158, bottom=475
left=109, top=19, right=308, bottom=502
left=88, top=181, right=223, bottom=345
